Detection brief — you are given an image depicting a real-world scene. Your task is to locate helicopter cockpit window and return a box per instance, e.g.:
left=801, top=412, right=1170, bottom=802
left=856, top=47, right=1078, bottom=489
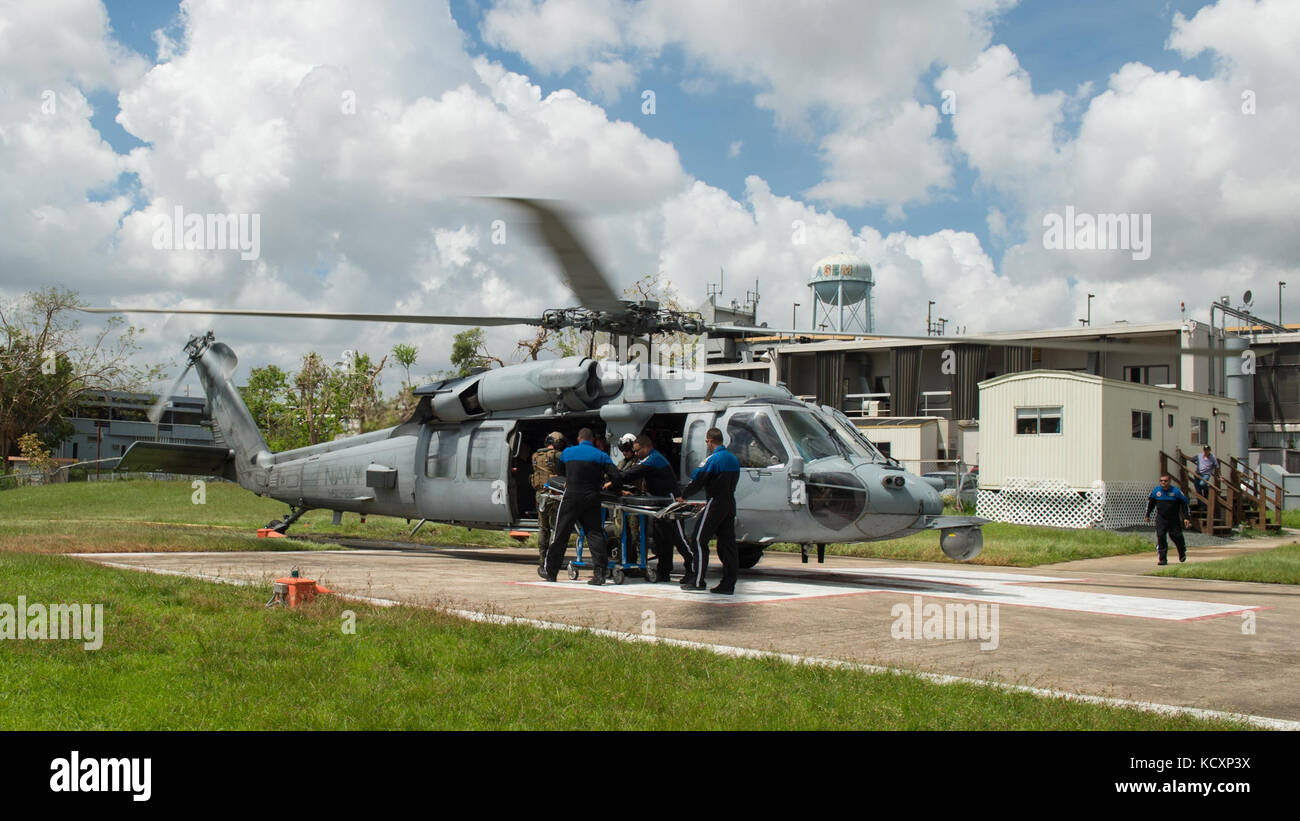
left=777, top=410, right=847, bottom=463
left=726, top=410, right=787, bottom=468
left=426, top=429, right=457, bottom=478
left=468, top=428, right=504, bottom=480
left=823, top=407, right=887, bottom=463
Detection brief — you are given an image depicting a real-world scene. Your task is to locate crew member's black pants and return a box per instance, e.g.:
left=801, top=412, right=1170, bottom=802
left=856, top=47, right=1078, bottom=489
left=1154, top=518, right=1186, bottom=562
left=687, top=499, right=737, bottom=589
left=650, top=516, right=688, bottom=574
left=545, top=493, right=608, bottom=576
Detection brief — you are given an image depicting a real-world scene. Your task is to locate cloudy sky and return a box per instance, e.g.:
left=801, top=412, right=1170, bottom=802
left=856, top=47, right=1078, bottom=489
left=2, top=0, right=1297, bottom=391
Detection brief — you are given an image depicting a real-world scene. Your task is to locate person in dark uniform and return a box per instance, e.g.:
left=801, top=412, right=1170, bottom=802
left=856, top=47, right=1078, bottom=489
left=1145, top=473, right=1192, bottom=565
left=676, top=427, right=741, bottom=594
left=607, top=434, right=690, bottom=582
left=540, top=427, right=619, bottom=585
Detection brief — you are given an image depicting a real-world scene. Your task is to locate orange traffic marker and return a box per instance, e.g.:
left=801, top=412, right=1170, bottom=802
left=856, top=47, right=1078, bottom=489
left=268, top=576, right=333, bottom=608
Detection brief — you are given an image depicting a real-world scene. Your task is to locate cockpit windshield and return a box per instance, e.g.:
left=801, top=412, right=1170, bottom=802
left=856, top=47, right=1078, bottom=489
left=777, top=409, right=850, bottom=462
left=821, top=406, right=889, bottom=463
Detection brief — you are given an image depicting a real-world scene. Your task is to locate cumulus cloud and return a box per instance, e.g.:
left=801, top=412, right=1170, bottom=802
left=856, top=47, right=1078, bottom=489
left=479, top=0, right=1010, bottom=211
left=7, top=0, right=1300, bottom=395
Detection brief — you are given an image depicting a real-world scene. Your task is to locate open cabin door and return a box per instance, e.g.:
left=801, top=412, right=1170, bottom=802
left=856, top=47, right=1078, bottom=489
left=415, top=420, right=516, bottom=526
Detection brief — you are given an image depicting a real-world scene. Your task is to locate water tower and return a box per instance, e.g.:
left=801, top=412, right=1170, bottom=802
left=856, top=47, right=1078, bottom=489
left=809, top=253, right=873, bottom=333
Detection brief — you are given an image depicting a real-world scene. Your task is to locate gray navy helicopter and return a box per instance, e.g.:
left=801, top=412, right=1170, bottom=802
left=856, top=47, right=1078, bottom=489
left=86, top=199, right=990, bottom=568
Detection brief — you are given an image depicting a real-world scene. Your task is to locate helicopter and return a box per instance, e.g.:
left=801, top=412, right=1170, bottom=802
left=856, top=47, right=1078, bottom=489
left=89, top=197, right=1234, bottom=568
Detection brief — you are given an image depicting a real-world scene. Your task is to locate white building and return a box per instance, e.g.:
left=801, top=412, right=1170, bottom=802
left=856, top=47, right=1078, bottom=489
left=976, top=371, right=1241, bottom=528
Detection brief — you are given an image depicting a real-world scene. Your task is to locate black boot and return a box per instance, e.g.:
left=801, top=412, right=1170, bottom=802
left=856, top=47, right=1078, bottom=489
left=588, top=566, right=606, bottom=586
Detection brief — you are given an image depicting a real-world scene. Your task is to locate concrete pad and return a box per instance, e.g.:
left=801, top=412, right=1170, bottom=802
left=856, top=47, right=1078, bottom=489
left=73, top=545, right=1300, bottom=723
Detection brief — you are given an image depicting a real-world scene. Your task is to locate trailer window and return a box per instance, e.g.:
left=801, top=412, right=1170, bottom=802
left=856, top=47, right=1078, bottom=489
left=1131, top=410, right=1152, bottom=440
left=1016, top=406, right=1062, bottom=435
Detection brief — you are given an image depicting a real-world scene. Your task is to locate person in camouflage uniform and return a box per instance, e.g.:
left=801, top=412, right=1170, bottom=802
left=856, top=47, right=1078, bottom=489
left=532, top=432, right=565, bottom=565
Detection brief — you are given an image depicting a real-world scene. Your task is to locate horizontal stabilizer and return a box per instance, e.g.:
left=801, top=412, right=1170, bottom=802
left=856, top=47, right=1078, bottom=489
left=116, top=441, right=234, bottom=479
left=925, top=515, right=991, bottom=530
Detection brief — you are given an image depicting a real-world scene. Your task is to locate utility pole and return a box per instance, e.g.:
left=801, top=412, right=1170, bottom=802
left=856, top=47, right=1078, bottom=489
left=1280, top=281, right=1287, bottom=327
left=927, top=301, right=935, bottom=336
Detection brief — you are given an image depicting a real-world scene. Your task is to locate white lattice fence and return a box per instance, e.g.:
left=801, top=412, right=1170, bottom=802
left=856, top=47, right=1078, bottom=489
left=976, top=477, right=1154, bottom=530
left=1094, top=481, right=1156, bottom=529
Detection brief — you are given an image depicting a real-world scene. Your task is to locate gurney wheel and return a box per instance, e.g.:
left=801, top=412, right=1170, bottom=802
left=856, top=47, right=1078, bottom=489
left=645, top=567, right=658, bottom=583
left=567, top=563, right=579, bottom=581
left=612, top=568, right=626, bottom=585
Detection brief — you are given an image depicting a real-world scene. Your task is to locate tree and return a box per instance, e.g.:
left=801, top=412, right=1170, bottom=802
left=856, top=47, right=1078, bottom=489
left=293, top=352, right=332, bottom=446
left=17, top=432, right=56, bottom=483
left=240, top=350, right=390, bottom=450
left=240, top=364, right=301, bottom=451
left=391, top=343, right=418, bottom=387
left=332, top=350, right=387, bottom=434
left=449, top=328, right=504, bottom=377
left=0, top=288, right=160, bottom=466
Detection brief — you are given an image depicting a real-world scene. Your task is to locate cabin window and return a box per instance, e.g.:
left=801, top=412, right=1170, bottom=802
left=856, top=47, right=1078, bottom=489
left=685, top=419, right=709, bottom=473
left=425, top=429, right=458, bottom=478
left=1131, top=410, right=1152, bottom=440
left=1015, top=406, right=1062, bottom=435
left=468, top=428, right=504, bottom=480
left=725, top=410, right=788, bottom=468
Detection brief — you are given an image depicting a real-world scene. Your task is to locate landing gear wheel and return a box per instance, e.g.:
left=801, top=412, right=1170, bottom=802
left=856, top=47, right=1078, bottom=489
left=612, top=568, right=626, bottom=585
left=645, top=567, right=659, bottom=583
left=567, top=563, right=579, bottom=581
left=738, top=544, right=764, bottom=569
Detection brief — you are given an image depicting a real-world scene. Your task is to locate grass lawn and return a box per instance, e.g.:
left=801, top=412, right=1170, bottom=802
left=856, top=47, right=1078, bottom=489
left=0, top=479, right=524, bottom=553
left=1153, top=542, right=1300, bottom=584
left=769, top=522, right=1154, bottom=567
left=0, top=553, right=1253, bottom=730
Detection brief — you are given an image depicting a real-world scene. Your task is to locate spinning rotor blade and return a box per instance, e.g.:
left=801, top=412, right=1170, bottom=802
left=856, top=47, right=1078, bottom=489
left=81, top=307, right=543, bottom=327
left=148, top=361, right=195, bottom=423
left=494, top=197, right=626, bottom=314
left=707, top=324, right=1262, bottom=358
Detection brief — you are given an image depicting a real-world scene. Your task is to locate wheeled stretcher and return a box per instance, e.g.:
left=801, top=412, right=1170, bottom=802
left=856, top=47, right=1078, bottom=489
left=541, top=478, right=703, bottom=584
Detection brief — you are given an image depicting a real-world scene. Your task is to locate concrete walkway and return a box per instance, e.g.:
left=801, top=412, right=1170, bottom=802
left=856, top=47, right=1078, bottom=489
left=1055, top=529, right=1297, bottom=575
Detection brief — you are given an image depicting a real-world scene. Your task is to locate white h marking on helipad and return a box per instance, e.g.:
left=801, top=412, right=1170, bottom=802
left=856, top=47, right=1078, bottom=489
left=521, top=566, right=1260, bottom=620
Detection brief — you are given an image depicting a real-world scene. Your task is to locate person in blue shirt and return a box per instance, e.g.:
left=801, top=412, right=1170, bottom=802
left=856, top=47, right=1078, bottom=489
left=608, top=434, right=690, bottom=582
left=539, top=428, right=619, bottom=585
left=676, top=427, right=741, bottom=594
left=1145, top=473, right=1192, bottom=565
left=1194, top=445, right=1219, bottom=501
